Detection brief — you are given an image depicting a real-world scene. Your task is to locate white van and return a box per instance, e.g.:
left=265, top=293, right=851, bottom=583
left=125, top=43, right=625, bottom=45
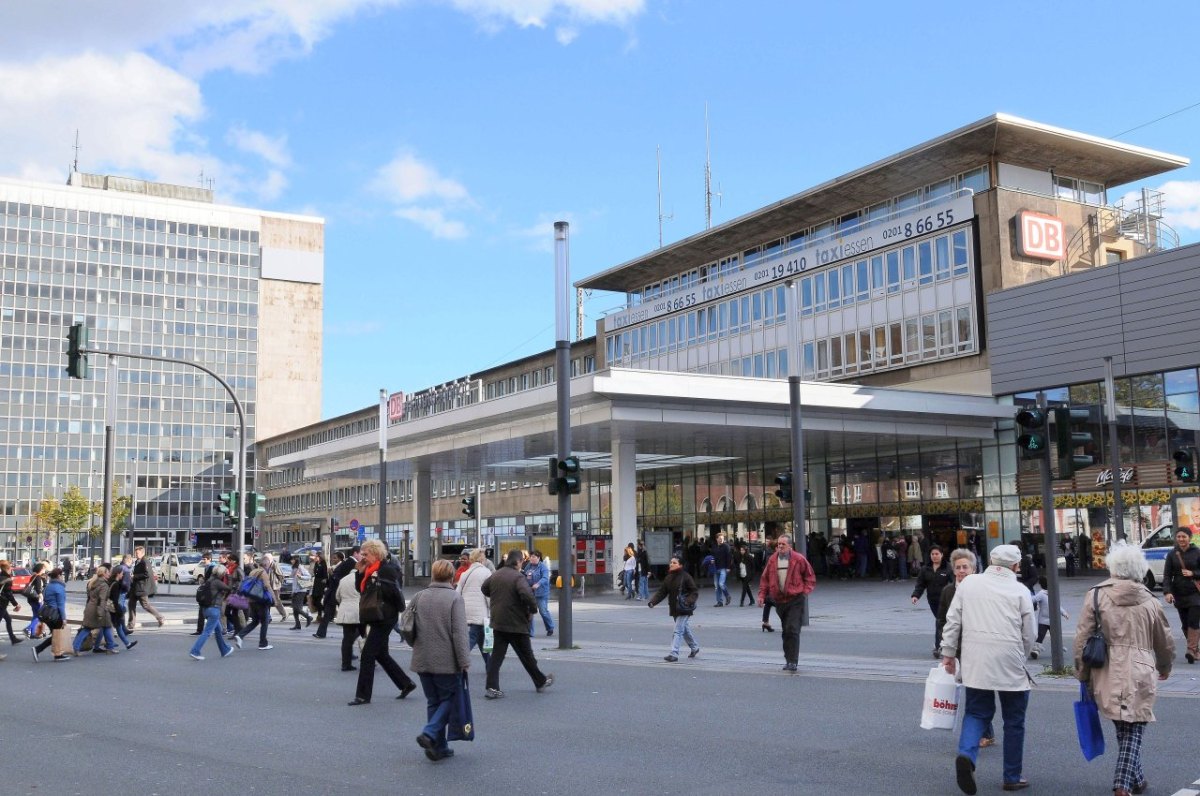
left=160, top=551, right=205, bottom=584
left=1141, top=524, right=1177, bottom=590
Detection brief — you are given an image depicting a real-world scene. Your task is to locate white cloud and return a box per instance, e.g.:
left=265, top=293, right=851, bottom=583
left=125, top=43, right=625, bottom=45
left=511, top=211, right=577, bottom=251
left=1156, top=180, right=1200, bottom=232
left=227, top=125, right=292, bottom=168
left=394, top=207, right=469, bottom=239
left=372, top=152, right=470, bottom=203
left=449, top=0, right=643, bottom=31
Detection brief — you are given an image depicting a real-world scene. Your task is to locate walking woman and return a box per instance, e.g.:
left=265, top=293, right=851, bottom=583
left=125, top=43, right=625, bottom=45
left=236, top=556, right=279, bottom=650
left=1074, top=543, right=1173, bottom=796
left=647, top=555, right=700, bottom=662
left=348, top=540, right=417, bottom=705
left=106, top=566, right=137, bottom=651
left=288, top=555, right=313, bottom=629
left=937, top=548, right=995, bottom=749
left=735, top=544, right=756, bottom=607
left=24, top=562, right=48, bottom=639
left=455, top=548, right=492, bottom=667
left=911, top=545, right=952, bottom=657
left=73, top=563, right=118, bottom=655
left=1162, top=528, right=1200, bottom=663
left=32, top=568, right=70, bottom=661
left=412, top=559, right=471, bottom=762
left=310, top=551, right=328, bottom=625
left=335, top=557, right=365, bottom=671
left=0, top=561, right=24, bottom=648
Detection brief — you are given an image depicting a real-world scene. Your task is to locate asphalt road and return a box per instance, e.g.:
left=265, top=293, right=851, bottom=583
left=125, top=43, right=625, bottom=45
left=4, top=573, right=1198, bottom=796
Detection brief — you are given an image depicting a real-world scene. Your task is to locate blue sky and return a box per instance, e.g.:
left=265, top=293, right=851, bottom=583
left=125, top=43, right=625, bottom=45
left=3, top=1, right=1200, bottom=421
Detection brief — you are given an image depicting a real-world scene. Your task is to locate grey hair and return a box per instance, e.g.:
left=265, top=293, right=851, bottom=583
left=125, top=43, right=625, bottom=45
left=949, top=548, right=976, bottom=568
left=1105, top=542, right=1148, bottom=582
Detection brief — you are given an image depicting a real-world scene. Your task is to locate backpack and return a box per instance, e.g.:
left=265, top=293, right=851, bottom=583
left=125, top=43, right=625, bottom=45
left=195, top=578, right=218, bottom=606
left=38, top=602, right=63, bottom=629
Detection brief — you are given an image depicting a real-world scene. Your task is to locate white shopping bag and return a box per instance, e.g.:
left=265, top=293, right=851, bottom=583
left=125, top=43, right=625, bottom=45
left=920, top=663, right=962, bottom=730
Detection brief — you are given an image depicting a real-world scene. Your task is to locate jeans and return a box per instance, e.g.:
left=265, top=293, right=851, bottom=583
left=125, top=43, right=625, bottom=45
left=111, top=610, right=133, bottom=648
left=73, top=626, right=116, bottom=652
left=622, top=570, right=635, bottom=597
left=529, top=595, right=554, bottom=635
left=467, top=623, right=491, bottom=667
left=671, top=614, right=698, bottom=656
left=958, top=687, right=1029, bottom=785
left=715, top=569, right=730, bottom=605
left=486, top=630, right=548, bottom=691
left=419, top=672, right=460, bottom=754
left=898, top=557, right=909, bottom=579
left=856, top=555, right=868, bottom=578
left=775, top=596, right=806, bottom=665
left=638, top=574, right=649, bottom=600
left=238, top=601, right=272, bottom=647
left=26, top=599, right=41, bottom=636
left=290, top=592, right=311, bottom=627
left=190, top=606, right=231, bottom=657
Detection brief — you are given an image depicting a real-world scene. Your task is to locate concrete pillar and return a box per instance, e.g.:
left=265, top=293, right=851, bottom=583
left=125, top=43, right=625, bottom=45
left=413, top=471, right=432, bottom=575
left=611, top=438, right=637, bottom=588
left=807, top=462, right=829, bottom=540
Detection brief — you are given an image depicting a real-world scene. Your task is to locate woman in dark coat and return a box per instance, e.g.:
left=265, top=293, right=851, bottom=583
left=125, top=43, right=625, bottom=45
left=0, top=560, right=22, bottom=648
left=348, top=540, right=416, bottom=705
left=106, top=566, right=137, bottom=651
left=910, top=545, right=952, bottom=657
left=647, top=556, right=700, bottom=662
left=309, top=551, right=329, bottom=623
left=73, top=564, right=117, bottom=654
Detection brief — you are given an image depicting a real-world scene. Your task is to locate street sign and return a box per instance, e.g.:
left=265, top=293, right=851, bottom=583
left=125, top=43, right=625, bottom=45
left=24, top=535, right=32, bottom=545
left=356, top=527, right=366, bottom=543
left=349, top=519, right=360, bottom=531
left=42, top=539, right=52, bottom=549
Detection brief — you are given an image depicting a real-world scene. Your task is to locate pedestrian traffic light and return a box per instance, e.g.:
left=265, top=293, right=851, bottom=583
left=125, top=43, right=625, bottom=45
left=461, top=495, right=476, bottom=519
left=774, top=471, right=793, bottom=503
left=66, top=323, right=90, bottom=379
left=1015, top=407, right=1048, bottom=459
left=1173, top=447, right=1198, bottom=482
left=1053, top=406, right=1094, bottom=480
left=558, top=455, right=582, bottom=495
left=547, top=457, right=560, bottom=496
left=244, top=491, right=266, bottom=519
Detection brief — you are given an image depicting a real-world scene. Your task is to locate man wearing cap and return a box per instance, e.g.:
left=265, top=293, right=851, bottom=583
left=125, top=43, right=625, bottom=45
left=940, top=544, right=1036, bottom=794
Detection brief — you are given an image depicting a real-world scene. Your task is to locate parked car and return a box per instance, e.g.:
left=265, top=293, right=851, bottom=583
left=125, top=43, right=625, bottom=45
left=1141, top=523, right=1176, bottom=590
left=276, top=562, right=313, bottom=601
left=10, top=567, right=32, bottom=594
left=151, top=556, right=163, bottom=579
left=160, top=552, right=205, bottom=584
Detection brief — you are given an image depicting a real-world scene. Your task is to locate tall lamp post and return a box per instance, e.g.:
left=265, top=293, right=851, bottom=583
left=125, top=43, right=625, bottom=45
left=554, top=221, right=574, bottom=650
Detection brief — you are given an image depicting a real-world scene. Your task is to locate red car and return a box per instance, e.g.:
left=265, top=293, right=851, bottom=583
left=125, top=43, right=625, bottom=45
left=9, top=567, right=32, bottom=595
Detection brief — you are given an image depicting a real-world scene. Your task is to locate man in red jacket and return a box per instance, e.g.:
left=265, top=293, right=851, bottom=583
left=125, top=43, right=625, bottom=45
left=757, top=534, right=816, bottom=672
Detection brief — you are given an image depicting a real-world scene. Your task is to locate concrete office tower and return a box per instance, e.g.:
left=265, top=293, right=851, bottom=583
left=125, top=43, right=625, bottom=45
left=0, top=172, right=323, bottom=557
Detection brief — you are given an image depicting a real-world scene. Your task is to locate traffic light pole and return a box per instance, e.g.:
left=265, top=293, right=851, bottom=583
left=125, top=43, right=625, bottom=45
left=554, top=221, right=573, bottom=650
left=77, top=344, right=248, bottom=555
left=785, top=280, right=809, bottom=626
left=1037, top=392, right=1066, bottom=672
left=1103, top=356, right=1126, bottom=544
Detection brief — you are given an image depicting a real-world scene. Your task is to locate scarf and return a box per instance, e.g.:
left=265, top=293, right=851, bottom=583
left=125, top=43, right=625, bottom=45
left=359, top=560, right=380, bottom=593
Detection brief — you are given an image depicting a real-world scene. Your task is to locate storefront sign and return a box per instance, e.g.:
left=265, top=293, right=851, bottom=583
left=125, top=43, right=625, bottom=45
left=1095, top=467, right=1134, bottom=486
left=604, top=193, right=975, bottom=332
left=1015, top=211, right=1064, bottom=261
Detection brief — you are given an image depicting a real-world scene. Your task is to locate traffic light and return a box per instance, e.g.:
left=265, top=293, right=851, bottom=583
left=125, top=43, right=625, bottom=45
left=1053, top=406, right=1094, bottom=480
left=1173, top=447, right=1198, bottom=482
left=558, top=455, right=582, bottom=495
left=774, top=471, right=793, bottom=503
left=547, top=457, right=560, bottom=496
left=217, top=491, right=239, bottom=525
left=1014, top=407, right=1048, bottom=459
left=66, top=323, right=90, bottom=379
left=244, top=491, right=266, bottom=519
left=461, top=495, right=476, bottom=519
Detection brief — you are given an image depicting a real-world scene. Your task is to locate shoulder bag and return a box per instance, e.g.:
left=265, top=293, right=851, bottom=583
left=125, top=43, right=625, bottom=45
left=398, top=590, right=420, bottom=644
left=359, top=578, right=386, bottom=624
left=1080, top=587, right=1107, bottom=668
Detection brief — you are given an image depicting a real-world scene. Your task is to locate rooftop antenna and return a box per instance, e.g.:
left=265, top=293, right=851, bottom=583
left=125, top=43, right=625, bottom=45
left=71, top=130, right=80, bottom=173
left=657, top=145, right=673, bottom=248
left=704, top=102, right=722, bottom=230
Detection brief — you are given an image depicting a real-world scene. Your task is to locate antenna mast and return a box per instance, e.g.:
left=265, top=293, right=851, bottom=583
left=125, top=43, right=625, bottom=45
left=704, top=103, right=721, bottom=230
left=657, top=145, right=673, bottom=248
left=72, top=130, right=80, bottom=173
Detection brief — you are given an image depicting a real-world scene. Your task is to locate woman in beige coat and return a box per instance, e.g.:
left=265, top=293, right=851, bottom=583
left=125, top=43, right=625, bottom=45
left=1074, top=543, right=1174, bottom=796
left=73, top=564, right=117, bottom=654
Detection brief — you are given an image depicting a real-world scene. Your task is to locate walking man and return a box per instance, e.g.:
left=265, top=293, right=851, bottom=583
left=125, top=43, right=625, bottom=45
left=757, top=534, right=816, bottom=672
left=127, top=546, right=164, bottom=630
left=712, top=532, right=732, bottom=607
left=525, top=550, right=555, bottom=638
left=481, top=549, right=553, bottom=699
left=191, top=552, right=214, bottom=635
left=940, top=544, right=1036, bottom=794
left=647, top=555, right=700, bottom=662
left=636, top=540, right=651, bottom=600
left=315, top=546, right=359, bottom=639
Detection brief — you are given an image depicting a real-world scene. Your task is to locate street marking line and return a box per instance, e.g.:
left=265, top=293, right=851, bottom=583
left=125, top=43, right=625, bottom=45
left=1168, top=789, right=1199, bottom=796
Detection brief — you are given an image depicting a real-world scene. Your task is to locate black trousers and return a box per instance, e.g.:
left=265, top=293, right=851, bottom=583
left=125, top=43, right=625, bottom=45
left=739, top=578, right=755, bottom=606
left=314, top=591, right=337, bottom=637
left=1175, top=602, right=1200, bottom=631
left=355, top=621, right=414, bottom=701
left=775, top=595, right=806, bottom=665
left=340, top=622, right=365, bottom=668
left=290, top=593, right=311, bottom=627
left=485, top=629, right=547, bottom=691
left=237, top=602, right=271, bottom=646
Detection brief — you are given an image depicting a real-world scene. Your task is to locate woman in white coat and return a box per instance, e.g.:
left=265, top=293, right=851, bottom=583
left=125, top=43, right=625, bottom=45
left=455, top=548, right=493, bottom=666
left=335, top=558, right=366, bottom=671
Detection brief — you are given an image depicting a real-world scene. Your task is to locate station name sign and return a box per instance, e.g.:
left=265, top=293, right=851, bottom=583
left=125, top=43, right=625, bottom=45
left=603, top=193, right=974, bottom=332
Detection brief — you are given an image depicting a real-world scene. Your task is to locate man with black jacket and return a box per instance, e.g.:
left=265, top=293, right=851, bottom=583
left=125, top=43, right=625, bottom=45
left=647, top=556, right=700, bottom=662
left=481, top=549, right=553, bottom=700
left=314, top=546, right=359, bottom=639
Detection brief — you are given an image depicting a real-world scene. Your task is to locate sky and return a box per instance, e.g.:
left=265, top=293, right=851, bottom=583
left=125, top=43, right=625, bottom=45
left=3, top=1, right=1200, bottom=421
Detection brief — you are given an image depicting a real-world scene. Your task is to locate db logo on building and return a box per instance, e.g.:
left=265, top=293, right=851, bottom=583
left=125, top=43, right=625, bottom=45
left=1016, top=211, right=1065, bottom=261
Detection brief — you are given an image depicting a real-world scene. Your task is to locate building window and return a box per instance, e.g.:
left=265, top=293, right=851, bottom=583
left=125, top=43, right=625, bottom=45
left=935, top=481, right=949, bottom=498
left=904, top=480, right=921, bottom=500
left=1105, top=249, right=1124, bottom=264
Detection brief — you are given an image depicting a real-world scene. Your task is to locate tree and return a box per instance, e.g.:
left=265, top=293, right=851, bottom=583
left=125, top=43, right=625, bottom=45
left=32, top=486, right=90, bottom=554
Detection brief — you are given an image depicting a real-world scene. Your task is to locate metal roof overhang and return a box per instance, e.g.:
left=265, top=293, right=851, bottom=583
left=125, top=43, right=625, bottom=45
left=271, top=369, right=1010, bottom=480
left=576, top=113, right=1189, bottom=295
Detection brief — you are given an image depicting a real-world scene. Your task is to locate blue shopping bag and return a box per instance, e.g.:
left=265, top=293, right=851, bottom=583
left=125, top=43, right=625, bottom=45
left=448, top=672, right=475, bottom=742
left=1074, top=682, right=1105, bottom=761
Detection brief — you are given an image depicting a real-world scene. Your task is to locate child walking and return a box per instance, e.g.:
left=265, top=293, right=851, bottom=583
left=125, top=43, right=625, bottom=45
left=1029, top=576, right=1070, bottom=659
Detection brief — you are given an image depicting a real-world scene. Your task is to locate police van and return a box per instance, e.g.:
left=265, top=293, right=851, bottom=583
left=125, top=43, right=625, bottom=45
left=1142, top=523, right=1180, bottom=590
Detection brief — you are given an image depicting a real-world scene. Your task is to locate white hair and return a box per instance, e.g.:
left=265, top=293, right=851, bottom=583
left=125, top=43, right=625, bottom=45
left=1105, top=542, right=1148, bottom=582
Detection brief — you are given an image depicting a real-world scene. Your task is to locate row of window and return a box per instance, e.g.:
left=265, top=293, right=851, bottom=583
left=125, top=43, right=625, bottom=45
left=801, top=306, right=976, bottom=378
left=6, top=257, right=260, bottom=286
left=3, top=227, right=255, bottom=256
left=632, top=167, right=988, bottom=304
left=266, top=414, right=379, bottom=460
left=4, top=284, right=259, bottom=319
left=266, top=476, right=553, bottom=517
left=2, top=246, right=259, bottom=270
left=483, top=356, right=596, bottom=400
left=800, top=229, right=970, bottom=315
left=1, top=202, right=260, bottom=245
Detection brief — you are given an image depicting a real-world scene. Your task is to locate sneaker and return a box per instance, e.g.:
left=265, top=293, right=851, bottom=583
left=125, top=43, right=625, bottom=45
left=955, top=754, right=977, bottom=795
left=546, top=629, right=554, bottom=637
left=484, top=688, right=504, bottom=699
left=1029, top=649, right=1039, bottom=660
left=189, top=652, right=204, bottom=661
left=688, top=647, right=700, bottom=658
left=127, top=640, right=138, bottom=650
left=31, top=647, right=39, bottom=662
left=664, top=655, right=679, bottom=662
left=258, top=644, right=273, bottom=651
left=537, top=674, right=554, bottom=692
left=221, top=647, right=235, bottom=658
left=53, top=654, right=70, bottom=661
left=233, top=635, right=243, bottom=650
left=782, top=662, right=798, bottom=672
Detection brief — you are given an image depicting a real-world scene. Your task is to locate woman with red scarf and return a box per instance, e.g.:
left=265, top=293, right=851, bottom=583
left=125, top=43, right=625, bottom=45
left=348, top=539, right=418, bottom=706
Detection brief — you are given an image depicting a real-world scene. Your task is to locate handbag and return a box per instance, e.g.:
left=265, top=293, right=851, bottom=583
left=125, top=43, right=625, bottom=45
left=920, top=663, right=962, bottom=730
left=360, top=582, right=386, bottom=625
left=1073, top=682, right=1105, bottom=760
left=227, top=592, right=250, bottom=611
left=38, top=602, right=63, bottom=629
left=398, top=591, right=419, bottom=644
left=447, top=672, right=475, bottom=742
left=1080, top=587, right=1107, bottom=668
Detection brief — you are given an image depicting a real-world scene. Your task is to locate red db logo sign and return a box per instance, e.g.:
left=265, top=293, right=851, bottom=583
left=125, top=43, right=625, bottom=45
left=1016, top=211, right=1064, bottom=261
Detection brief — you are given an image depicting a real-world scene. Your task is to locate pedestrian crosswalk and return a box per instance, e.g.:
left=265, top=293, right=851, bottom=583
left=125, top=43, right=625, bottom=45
left=1168, top=778, right=1200, bottom=796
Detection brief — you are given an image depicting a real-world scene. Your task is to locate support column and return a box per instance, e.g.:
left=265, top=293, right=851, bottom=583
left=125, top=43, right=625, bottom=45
left=611, top=438, right=637, bottom=588
left=413, top=471, right=432, bottom=577
left=807, top=463, right=829, bottom=540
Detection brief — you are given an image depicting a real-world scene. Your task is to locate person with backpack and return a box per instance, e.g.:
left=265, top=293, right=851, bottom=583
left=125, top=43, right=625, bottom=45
left=189, top=552, right=214, bottom=636
left=23, top=562, right=48, bottom=639
left=32, top=568, right=69, bottom=662
left=0, top=560, right=24, bottom=650
left=235, top=555, right=281, bottom=651
left=647, top=555, right=700, bottom=662
left=190, top=562, right=235, bottom=661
